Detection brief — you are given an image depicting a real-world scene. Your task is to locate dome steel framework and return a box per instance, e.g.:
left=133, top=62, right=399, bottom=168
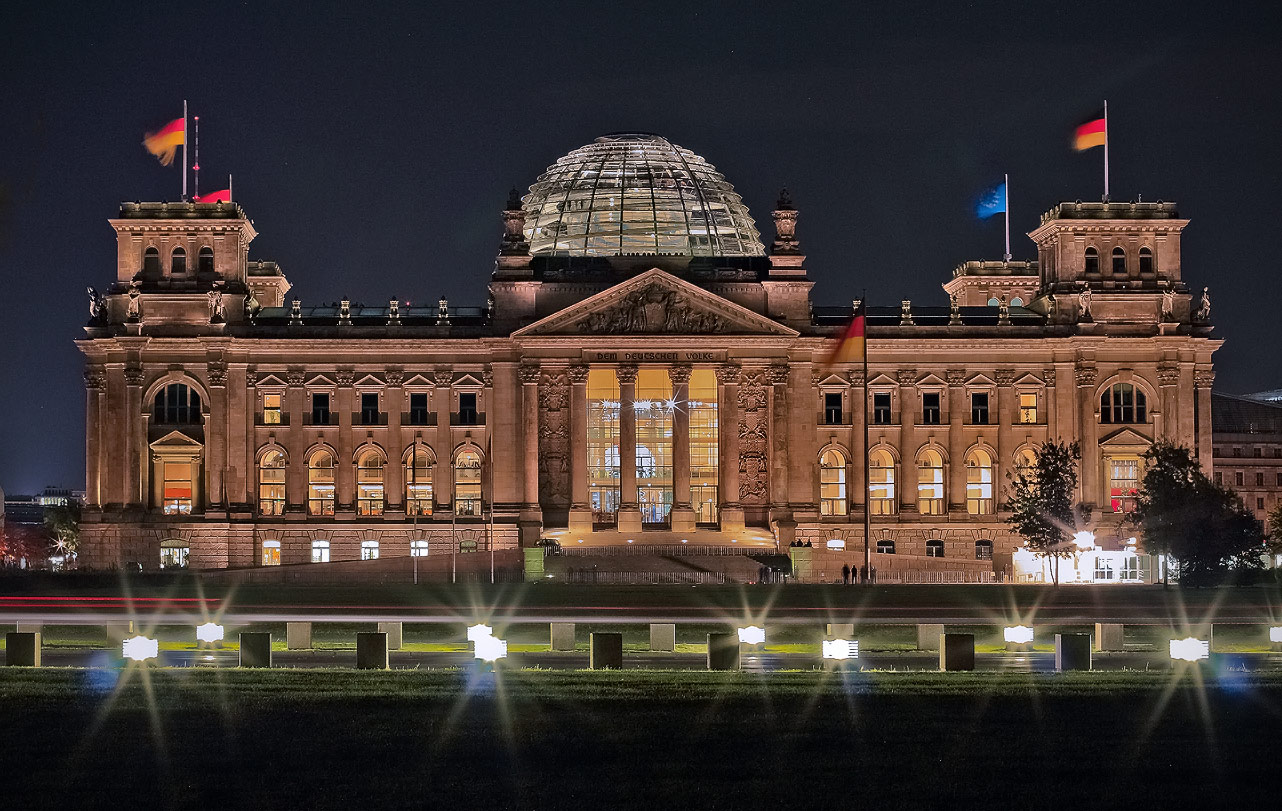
left=522, top=133, right=765, bottom=257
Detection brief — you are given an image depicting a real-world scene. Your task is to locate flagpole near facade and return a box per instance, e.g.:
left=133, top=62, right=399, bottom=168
left=228, top=174, right=233, bottom=202
left=1003, top=173, right=1011, bottom=262
left=182, top=100, right=188, bottom=200
left=1103, top=100, right=1110, bottom=202
left=411, top=443, right=419, bottom=585
left=862, top=295, right=871, bottom=581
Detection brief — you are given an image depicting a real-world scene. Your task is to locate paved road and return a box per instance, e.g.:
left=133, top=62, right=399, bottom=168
left=33, top=648, right=1282, bottom=672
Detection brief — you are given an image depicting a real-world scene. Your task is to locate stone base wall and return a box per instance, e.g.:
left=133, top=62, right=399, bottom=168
left=79, top=518, right=520, bottom=571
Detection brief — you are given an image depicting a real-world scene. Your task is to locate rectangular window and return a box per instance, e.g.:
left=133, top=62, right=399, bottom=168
left=873, top=392, right=892, bottom=425
left=970, top=392, right=989, bottom=425
left=635, top=369, right=674, bottom=526
left=689, top=369, right=719, bottom=525
left=1214, top=472, right=1223, bottom=485
left=1019, top=393, right=1038, bottom=424
left=1257, top=472, right=1265, bottom=487
left=1276, top=472, right=1282, bottom=487
left=1235, top=471, right=1245, bottom=487
left=921, top=392, right=941, bottom=425
left=588, top=369, right=621, bottom=526
left=1233, top=447, right=1242, bottom=457
left=823, top=392, right=844, bottom=425
left=310, top=392, right=331, bottom=425
left=457, top=392, right=479, bottom=426
left=360, top=392, right=380, bottom=425
left=1109, top=457, right=1140, bottom=513
left=261, top=541, right=280, bottom=567
left=1254, top=447, right=1263, bottom=458
left=263, top=393, right=282, bottom=424
left=409, top=392, right=430, bottom=425
left=162, top=460, right=194, bottom=515
left=1258, top=497, right=1266, bottom=511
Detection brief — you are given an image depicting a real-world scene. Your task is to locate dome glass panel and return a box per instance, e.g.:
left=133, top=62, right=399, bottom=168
left=523, top=133, right=764, bottom=257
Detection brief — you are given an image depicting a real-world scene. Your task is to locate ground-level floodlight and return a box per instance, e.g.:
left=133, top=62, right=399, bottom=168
left=473, top=633, right=507, bottom=662
left=1003, top=625, right=1035, bottom=645
left=1072, top=531, right=1095, bottom=549
left=737, top=626, right=765, bottom=645
left=1169, top=637, right=1210, bottom=662
left=1270, top=627, right=1282, bottom=643
left=196, top=622, right=224, bottom=644
left=822, top=639, right=858, bottom=660
left=123, top=635, right=159, bottom=662
left=466, top=624, right=493, bottom=643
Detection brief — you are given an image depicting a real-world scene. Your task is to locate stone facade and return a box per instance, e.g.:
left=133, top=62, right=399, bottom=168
left=77, top=145, right=1219, bottom=574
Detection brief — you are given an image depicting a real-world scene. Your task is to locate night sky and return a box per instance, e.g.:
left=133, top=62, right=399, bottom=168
left=2, top=2, right=1279, bottom=494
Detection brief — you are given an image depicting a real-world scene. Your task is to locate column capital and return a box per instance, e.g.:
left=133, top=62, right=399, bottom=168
left=335, top=368, right=355, bottom=386
left=385, top=366, right=404, bottom=387
left=124, top=362, right=144, bottom=386
left=715, top=363, right=740, bottom=385
left=1074, top=362, right=1097, bottom=388
left=994, top=368, right=1016, bottom=387
left=1042, top=367, right=1056, bottom=388
left=667, top=364, right=692, bottom=384
left=1194, top=369, right=1215, bottom=389
left=567, top=364, right=589, bottom=385
left=432, top=368, right=453, bottom=388
left=766, top=364, right=789, bottom=386
left=286, top=367, right=306, bottom=387
left=518, top=364, right=541, bottom=385
left=84, top=365, right=106, bottom=390
left=245, top=364, right=258, bottom=389
left=1157, top=363, right=1180, bottom=387
left=895, top=369, right=917, bottom=387
left=945, top=369, right=966, bottom=387
left=616, top=363, right=639, bottom=384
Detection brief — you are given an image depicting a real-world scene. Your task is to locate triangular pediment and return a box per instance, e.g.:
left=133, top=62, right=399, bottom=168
left=454, top=373, right=485, bottom=388
left=256, top=373, right=288, bottom=388
left=1014, top=372, right=1044, bottom=386
left=916, top=373, right=947, bottom=387
left=966, top=373, right=996, bottom=387
left=513, top=268, right=799, bottom=338
left=816, top=373, right=850, bottom=387
left=305, top=373, right=337, bottom=388
left=867, top=373, right=899, bottom=387
left=354, top=374, right=385, bottom=388
left=1099, top=427, right=1154, bottom=447
left=149, top=430, right=205, bottom=451
left=403, top=373, right=434, bottom=388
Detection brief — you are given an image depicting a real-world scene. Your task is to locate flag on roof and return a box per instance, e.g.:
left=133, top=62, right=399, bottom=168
left=976, top=182, right=1006, bottom=218
left=826, top=299, right=866, bottom=366
left=1073, top=109, right=1107, bottom=151
left=143, top=117, right=185, bottom=166
left=194, top=189, right=230, bottom=203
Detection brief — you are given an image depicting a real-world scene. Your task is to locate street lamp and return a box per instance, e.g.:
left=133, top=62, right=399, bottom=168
left=1072, top=531, right=1095, bottom=549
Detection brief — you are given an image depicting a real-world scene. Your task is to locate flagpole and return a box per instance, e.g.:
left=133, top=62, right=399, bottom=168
left=1003, top=173, right=1011, bottom=262
left=192, top=116, right=201, bottom=199
left=182, top=100, right=188, bottom=201
left=228, top=174, right=234, bottom=202
left=862, top=294, right=871, bottom=582
left=1103, top=100, right=1110, bottom=202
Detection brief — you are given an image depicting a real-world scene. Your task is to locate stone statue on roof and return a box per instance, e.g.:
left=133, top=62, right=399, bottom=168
left=1196, top=286, right=1211, bottom=321
left=1077, top=284, right=1092, bottom=321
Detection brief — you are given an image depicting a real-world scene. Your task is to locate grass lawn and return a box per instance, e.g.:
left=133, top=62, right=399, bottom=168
left=0, top=668, right=1278, bottom=809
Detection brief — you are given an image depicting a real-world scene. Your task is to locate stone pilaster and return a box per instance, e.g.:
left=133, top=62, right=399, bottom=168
left=84, top=366, right=105, bottom=507
left=1074, top=362, right=1098, bottom=509
left=567, top=364, right=591, bottom=531
left=433, top=369, right=453, bottom=511
left=205, top=359, right=228, bottom=515
left=946, top=369, right=966, bottom=511
left=716, top=363, right=744, bottom=531
left=668, top=364, right=695, bottom=532
left=994, top=368, right=1016, bottom=506
left=384, top=368, right=404, bottom=514
left=285, top=367, right=306, bottom=515
left=616, top=364, right=641, bottom=532
left=896, top=369, right=917, bottom=513
left=124, top=361, right=144, bottom=508
left=519, top=364, right=541, bottom=509
left=1157, top=363, right=1179, bottom=443
left=1195, top=369, right=1214, bottom=471
left=766, top=364, right=794, bottom=544
left=334, top=368, right=355, bottom=516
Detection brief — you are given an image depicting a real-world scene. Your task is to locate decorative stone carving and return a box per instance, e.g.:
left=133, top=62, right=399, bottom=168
left=770, top=189, right=800, bottom=255
left=207, top=361, right=228, bottom=387
left=714, top=363, right=740, bottom=386
left=286, top=368, right=306, bottom=387
left=900, top=299, right=914, bottom=326
left=896, top=369, right=917, bottom=387
left=1074, top=363, right=1097, bottom=388
left=207, top=284, right=225, bottom=323
left=385, top=367, right=404, bottom=387
left=387, top=298, right=401, bottom=326
left=482, top=369, right=494, bottom=387
left=126, top=282, right=141, bottom=322
left=537, top=369, right=570, bottom=508
left=1157, top=363, right=1180, bottom=386
left=948, top=293, right=961, bottom=325
left=123, top=363, right=144, bottom=386
left=945, top=369, right=966, bottom=387
left=539, top=370, right=569, bottom=411
left=765, top=364, right=789, bottom=386
left=579, top=283, right=731, bottom=334
left=83, top=365, right=106, bottom=389
left=1161, top=284, right=1176, bottom=322
left=1196, top=287, right=1211, bottom=322
left=518, top=365, right=541, bottom=385
left=1042, top=367, right=1056, bottom=388
left=667, top=364, right=692, bottom=384
left=848, top=369, right=866, bottom=387
left=997, top=296, right=1011, bottom=325
left=737, top=370, right=768, bottom=411
left=87, top=287, right=106, bottom=325
left=567, top=364, right=589, bottom=385
left=1078, top=285, right=1093, bottom=321
left=500, top=188, right=531, bottom=256
left=432, top=369, right=453, bottom=389
left=335, top=369, right=355, bottom=387
left=289, top=299, right=303, bottom=325
left=615, top=364, right=639, bottom=384
left=245, top=365, right=258, bottom=389
left=737, top=367, right=770, bottom=504
left=994, top=369, right=1016, bottom=387
left=437, top=296, right=450, bottom=326
left=338, top=298, right=352, bottom=326
left=1194, top=370, right=1215, bottom=389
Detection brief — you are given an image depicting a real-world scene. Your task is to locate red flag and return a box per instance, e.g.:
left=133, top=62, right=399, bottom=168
left=194, top=189, right=231, bottom=203
left=142, top=117, right=185, bottom=166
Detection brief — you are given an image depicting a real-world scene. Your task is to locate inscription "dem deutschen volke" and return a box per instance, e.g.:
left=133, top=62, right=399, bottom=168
left=582, top=350, right=728, bottom=363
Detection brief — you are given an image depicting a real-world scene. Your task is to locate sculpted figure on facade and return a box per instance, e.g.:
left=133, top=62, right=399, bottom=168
left=207, top=285, right=225, bottom=323
left=537, top=369, right=570, bottom=507
left=1196, top=287, right=1211, bottom=322
left=1078, top=284, right=1093, bottom=321
left=127, top=282, right=141, bottom=321
left=581, top=283, right=730, bottom=334
left=1161, top=284, right=1176, bottom=322
left=87, top=287, right=106, bottom=324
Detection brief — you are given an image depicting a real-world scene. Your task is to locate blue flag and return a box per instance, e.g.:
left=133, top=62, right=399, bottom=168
left=976, top=182, right=1006, bottom=218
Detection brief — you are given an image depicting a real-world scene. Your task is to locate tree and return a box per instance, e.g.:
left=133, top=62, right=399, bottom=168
left=1132, top=441, right=1264, bottom=586
left=43, top=502, right=81, bottom=566
left=1006, top=439, right=1080, bottom=586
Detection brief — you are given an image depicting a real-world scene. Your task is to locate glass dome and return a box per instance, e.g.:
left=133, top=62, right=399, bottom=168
left=523, top=133, right=765, bottom=257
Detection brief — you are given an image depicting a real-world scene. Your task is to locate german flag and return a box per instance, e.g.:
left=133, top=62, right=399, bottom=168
left=826, top=300, right=866, bottom=366
left=143, top=117, right=185, bottom=166
left=1073, top=110, right=1107, bottom=151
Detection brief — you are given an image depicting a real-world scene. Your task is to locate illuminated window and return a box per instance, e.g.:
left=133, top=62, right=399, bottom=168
left=966, top=448, right=995, bottom=515
left=873, top=392, right=892, bottom=425
left=361, top=540, right=380, bottom=560
left=926, top=539, right=945, bottom=558
left=261, top=540, right=281, bottom=566
left=876, top=539, right=895, bottom=554
left=1111, top=246, right=1126, bottom=275
left=159, top=539, right=189, bottom=569
left=1084, top=247, right=1099, bottom=274
left=454, top=448, right=483, bottom=516
left=869, top=449, right=897, bottom=515
left=1100, top=384, right=1146, bottom=424
left=970, top=392, right=989, bottom=425
left=588, top=369, right=621, bottom=526
left=258, top=450, right=286, bottom=516
left=171, top=246, right=187, bottom=275
left=917, top=449, right=945, bottom=515
left=162, top=460, right=194, bottom=515
left=197, top=246, right=214, bottom=274
left=153, top=383, right=202, bottom=424
left=308, top=451, right=336, bottom=516
left=975, top=539, right=993, bottom=560
left=143, top=246, right=160, bottom=276
left=311, top=540, right=330, bottom=563
left=1015, top=447, right=1037, bottom=485
left=410, top=540, right=429, bottom=557
left=262, top=392, right=283, bottom=424
left=689, top=369, right=720, bottom=524
left=819, top=449, right=848, bottom=516
left=356, top=451, right=385, bottom=516
left=1108, top=456, right=1141, bottom=513
left=636, top=368, right=674, bottom=526
left=1019, top=392, right=1038, bottom=424
left=405, top=448, right=433, bottom=516
left=1139, top=247, right=1154, bottom=275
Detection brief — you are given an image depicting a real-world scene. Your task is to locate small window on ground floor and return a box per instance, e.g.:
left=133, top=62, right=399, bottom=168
left=361, top=540, right=380, bottom=560
left=876, top=539, right=895, bottom=554
left=926, top=539, right=945, bottom=558
left=262, top=540, right=281, bottom=566
left=410, top=540, right=429, bottom=558
left=975, top=539, right=993, bottom=560
left=160, top=539, right=189, bottom=569
left=311, top=540, right=330, bottom=563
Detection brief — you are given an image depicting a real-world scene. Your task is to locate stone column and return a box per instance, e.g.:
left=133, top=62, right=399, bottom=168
left=433, top=369, right=454, bottom=511
left=995, top=369, right=1016, bottom=501
left=788, top=363, right=817, bottom=517
left=568, top=364, right=591, bottom=531
left=896, top=369, right=917, bottom=513
left=850, top=369, right=867, bottom=517
left=206, top=361, right=228, bottom=513
left=669, top=364, right=695, bottom=532
left=767, top=364, right=794, bottom=544
left=1195, top=370, right=1214, bottom=471
left=84, top=366, right=105, bottom=507
left=1075, top=362, right=1098, bottom=511
left=285, top=368, right=307, bottom=514
left=616, top=364, right=641, bottom=532
left=716, top=363, right=744, bottom=531
left=124, top=362, right=144, bottom=508
left=1156, top=364, right=1179, bottom=443
left=384, top=369, right=404, bottom=514
left=946, top=369, right=966, bottom=512
left=227, top=365, right=250, bottom=508
left=519, top=364, right=541, bottom=509
left=334, top=369, right=356, bottom=515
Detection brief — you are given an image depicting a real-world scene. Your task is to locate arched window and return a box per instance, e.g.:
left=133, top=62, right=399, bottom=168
left=356, top=450, right=385, bottom=516
left=261, top=540, right=281, bottom=566
left=1010, top=296, right=1024, bottom=307
left=410, top=539, right=430, bottom=558
left=159, top=539, right=189, bottom=569
left=361, top=540, right=380, bottom=560
left=1111, top=246, right=1126, bottom=275
left=975, top=539, right=994, bottom=560
left=917, top=449, right=945, bottom=515
left=153, top=383, right=202, bottom=424
left=1014, top=447, right=1038, bottom=485
left=1139, top=247, right=1154, bottom=275
left=819, top=449, right=848, bottom=516
left=171, top=246, right=187, bottom=275
left=405, top=448, right=434, bottom=516
left=1084, top=247, right=1099, bottom=274
left=197, top=246, right=214, bottom=275
left=876, top=538, right=896, bottom=555
left=308, top=451, right=336, bottom=516
left=454, top=448, right=482, bottom=517
left=310, top=539, right=330, bottom=563
left=966, top=448, right=995, bottom=515
left=869, top=449, right=896, bottom=515
left=1100, top=383, right=1147, bottom=424
left=987, top=297, right=1001, bottom=306
left=258, top=450, right=286, bottom=516
left=926, top=539, right=945, bottom=558
left=143, top=246, right=160, bottom=276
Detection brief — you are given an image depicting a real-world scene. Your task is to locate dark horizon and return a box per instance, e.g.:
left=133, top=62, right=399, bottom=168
left=2, top=1, right=1280, bottom=493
